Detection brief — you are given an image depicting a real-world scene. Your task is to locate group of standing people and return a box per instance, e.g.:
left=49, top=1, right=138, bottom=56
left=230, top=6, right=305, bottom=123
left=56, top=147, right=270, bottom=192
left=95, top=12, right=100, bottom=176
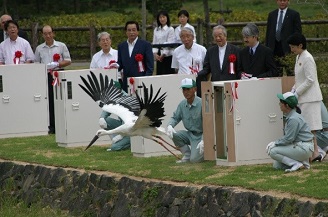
left=0, top=14, right=72, bottom=134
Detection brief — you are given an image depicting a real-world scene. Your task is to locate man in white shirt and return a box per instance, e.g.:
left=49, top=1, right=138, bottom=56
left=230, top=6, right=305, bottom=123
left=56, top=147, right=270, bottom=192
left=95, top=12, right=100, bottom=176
left=0, top=14, right=29, bottom=42
left=34, top=25, right=71, bottom=134
left=0, top=20, right=34, bottom=64
left=90, top=32, right=118, bottom=69
left=171, top=27, right=206, bottom=96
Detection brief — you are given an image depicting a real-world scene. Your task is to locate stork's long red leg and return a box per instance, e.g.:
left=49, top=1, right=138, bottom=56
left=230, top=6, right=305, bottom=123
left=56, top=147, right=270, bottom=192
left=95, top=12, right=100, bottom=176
left=152, top=138, right=181, bottom=160
left=153, top=135, right=179, bottom=150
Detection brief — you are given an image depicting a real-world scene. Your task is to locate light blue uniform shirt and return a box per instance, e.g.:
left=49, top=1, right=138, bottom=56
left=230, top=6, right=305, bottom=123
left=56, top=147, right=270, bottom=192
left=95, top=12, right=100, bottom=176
left=275, top=109, right=313, bottom=146
left=316, top=101, right=328, bottom=149
left=168, top=96, right=202, bottom=135
left=321, top=101, right=328, bottom=129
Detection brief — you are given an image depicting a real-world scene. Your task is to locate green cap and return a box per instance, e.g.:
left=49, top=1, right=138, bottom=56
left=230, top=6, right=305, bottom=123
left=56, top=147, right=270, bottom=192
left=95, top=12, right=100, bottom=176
left=277, top=92, right=298, bottom=108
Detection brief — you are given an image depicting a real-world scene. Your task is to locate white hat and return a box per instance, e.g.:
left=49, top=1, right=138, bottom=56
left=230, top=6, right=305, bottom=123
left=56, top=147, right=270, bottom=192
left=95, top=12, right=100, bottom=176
left=181, top=78, right=196, bottom=88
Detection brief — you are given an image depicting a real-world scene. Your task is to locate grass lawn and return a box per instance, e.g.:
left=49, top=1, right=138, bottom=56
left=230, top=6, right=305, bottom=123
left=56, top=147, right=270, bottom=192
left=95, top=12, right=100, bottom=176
left=0, top=135, right=328, bottom=201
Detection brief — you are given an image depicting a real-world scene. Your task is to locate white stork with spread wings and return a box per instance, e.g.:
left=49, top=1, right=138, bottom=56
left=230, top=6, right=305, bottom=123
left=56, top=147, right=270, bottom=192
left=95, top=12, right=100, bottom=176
left=79, top=71, right=179, bottom=158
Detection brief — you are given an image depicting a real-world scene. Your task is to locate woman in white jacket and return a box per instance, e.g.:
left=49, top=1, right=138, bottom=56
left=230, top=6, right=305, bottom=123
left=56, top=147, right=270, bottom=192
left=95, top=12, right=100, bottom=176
left=287, top=33, right=323, bottom=162
left=152, top=10, right=176, bottom=75
left=174, top=10, right=196, bottom=44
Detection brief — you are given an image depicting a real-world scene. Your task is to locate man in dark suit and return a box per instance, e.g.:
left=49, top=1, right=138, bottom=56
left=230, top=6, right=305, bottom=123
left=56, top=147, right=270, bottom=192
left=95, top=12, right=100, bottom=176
left=117, top=21, right=154, bottom=92
left=198, top=25, right=240, bottom=81
left=265, top=0, right=302, bottom=74
left=0, top=14, right=29, bottom=43
left=239, top=23, right=277, bottom=78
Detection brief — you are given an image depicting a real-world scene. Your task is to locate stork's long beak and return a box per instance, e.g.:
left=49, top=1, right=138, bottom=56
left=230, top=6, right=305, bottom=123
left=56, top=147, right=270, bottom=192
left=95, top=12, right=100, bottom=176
left=84, top=135, right=99, bottom=151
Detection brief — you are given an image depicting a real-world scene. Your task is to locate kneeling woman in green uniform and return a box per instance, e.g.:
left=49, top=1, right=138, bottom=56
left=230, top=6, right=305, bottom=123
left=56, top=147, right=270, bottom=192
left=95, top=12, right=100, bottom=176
left=266, top=92, right=314, bottom=172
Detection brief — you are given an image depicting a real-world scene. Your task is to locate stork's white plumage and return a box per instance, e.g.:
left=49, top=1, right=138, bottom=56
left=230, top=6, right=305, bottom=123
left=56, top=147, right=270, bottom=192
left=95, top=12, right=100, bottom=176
left=79, top=71, right=179, bottom=158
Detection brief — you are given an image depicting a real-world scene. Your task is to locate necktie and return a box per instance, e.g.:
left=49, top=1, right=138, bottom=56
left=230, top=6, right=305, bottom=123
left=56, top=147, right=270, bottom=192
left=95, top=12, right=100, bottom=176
left=250, top=48, right=254, bottom=56
left=276, top=10, right=283, bottom=41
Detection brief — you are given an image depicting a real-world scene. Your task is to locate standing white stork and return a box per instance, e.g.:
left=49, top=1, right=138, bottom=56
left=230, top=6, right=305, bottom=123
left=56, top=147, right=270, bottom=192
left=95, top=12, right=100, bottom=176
left=79, top=71, right=180, bottom=159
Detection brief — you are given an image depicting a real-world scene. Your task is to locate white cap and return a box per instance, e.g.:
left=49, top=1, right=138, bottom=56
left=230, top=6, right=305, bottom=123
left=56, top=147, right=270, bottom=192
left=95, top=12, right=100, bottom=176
left=181, top=78, right=196, bottom=88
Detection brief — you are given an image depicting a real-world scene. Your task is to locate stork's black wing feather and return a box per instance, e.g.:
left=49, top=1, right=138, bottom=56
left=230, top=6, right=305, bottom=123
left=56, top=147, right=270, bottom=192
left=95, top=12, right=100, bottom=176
left=90, top=71, right=101, bottom=94
left=87, top=74, right=100, bottom=100
left=79, top=76, right=97, bottom=101
left=135, top=82, right=167, bottom=127
left=99, top=73, right=105, bottom=93
left=79, top=71, right=140, bottom=115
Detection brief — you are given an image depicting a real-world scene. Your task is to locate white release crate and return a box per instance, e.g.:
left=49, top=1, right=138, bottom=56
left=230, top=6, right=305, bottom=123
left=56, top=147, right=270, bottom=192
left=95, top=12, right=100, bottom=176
left=0, top=64, right=48, bottom=138
left=202, top=78, right=284, bottom=166
left=128, top=74, right=196, bottom=157
left=54, top=69, right=117, bottom=147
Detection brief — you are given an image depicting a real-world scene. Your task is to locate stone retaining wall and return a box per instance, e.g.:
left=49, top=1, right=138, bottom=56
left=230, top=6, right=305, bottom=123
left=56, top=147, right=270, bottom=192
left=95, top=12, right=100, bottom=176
left=0, top=161, right=327, bottom=217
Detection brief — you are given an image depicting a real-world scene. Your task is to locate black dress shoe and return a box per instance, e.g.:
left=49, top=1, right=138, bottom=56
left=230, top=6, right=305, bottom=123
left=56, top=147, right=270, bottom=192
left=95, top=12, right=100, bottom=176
left=48, top=128, right=55, bottom=134
left=311, top=154, right=322, bottom=162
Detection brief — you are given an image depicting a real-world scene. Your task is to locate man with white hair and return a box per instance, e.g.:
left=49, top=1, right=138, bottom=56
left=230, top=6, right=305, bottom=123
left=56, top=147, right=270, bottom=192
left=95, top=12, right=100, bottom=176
left=90, top=32, right=118, bottom=69
left=198, top=25, right=240, bottom=81
left=171, top=27, right=206, bottom=96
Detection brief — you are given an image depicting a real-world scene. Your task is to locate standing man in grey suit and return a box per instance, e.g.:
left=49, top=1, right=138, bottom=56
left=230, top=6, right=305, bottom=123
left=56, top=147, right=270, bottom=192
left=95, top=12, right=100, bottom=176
left=239, top=23, right=277, bottom=79
left=117, top=21, right=154, bottom=92
left=265, top=0, right=302, bottom=74
left=198, top=25, right=240, bottom=81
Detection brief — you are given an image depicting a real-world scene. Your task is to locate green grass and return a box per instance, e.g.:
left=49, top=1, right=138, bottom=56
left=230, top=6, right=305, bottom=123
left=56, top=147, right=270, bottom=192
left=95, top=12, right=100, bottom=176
left=1, top=135, right=328, bottom=200
left=0, top=194, right=68, bottom=217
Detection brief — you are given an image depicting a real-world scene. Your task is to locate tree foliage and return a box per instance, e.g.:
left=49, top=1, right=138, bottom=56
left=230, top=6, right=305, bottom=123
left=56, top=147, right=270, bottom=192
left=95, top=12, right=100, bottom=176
left=146, top=0, right=183, bottom=18
left=1, top=0, right=142, bottom=18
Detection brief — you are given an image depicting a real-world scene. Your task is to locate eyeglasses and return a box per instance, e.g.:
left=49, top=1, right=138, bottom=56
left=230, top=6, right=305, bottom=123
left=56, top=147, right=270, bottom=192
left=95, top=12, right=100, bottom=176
left=43, top=32, right=53, bottom=36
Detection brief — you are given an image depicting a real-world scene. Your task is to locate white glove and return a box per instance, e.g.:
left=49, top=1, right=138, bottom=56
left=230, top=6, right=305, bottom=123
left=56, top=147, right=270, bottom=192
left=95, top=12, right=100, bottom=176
left=112, top=135, right=123, bottom=143
left=266, top=141, right=276, bottom=154
left=109, top=62, right=119, bottom=69
left=166, top=125, right=176, bottom=139
left=241, top=72, right=252, bottom=80
left=294, top=92, right=298, bottom=99
left=46, top=62, right=59, bottom=70
left=99, top=118, right=107, bottom=129
left=197, top=140, right=204, bottom=155
left=291, top=87, right=296, bottom=93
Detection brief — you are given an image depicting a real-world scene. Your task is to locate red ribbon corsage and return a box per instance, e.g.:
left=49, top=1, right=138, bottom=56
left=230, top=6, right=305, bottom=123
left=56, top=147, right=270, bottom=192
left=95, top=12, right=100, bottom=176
left=53, top=53, right=60, bottom=62
left=14, top=50, right=23, bottom=64
left=228, top=54, right=236, bottom=75
left=129, top=77, right=135, bottom=93
left=135, top=54, right=145, bottom=73
left=52, top=71, right=60, bottom=86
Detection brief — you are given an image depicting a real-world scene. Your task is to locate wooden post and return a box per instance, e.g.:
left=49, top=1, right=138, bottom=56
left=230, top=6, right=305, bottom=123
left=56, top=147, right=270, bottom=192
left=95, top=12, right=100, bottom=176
left=203, top=0, right=211, bottom=48
left=31, top=22, right=39, bottom=52
left=197, top=19, right=203, bottom=46
left=89, top=25, right=97, bottom=59
left=141, top=0, right=146, bottom=40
